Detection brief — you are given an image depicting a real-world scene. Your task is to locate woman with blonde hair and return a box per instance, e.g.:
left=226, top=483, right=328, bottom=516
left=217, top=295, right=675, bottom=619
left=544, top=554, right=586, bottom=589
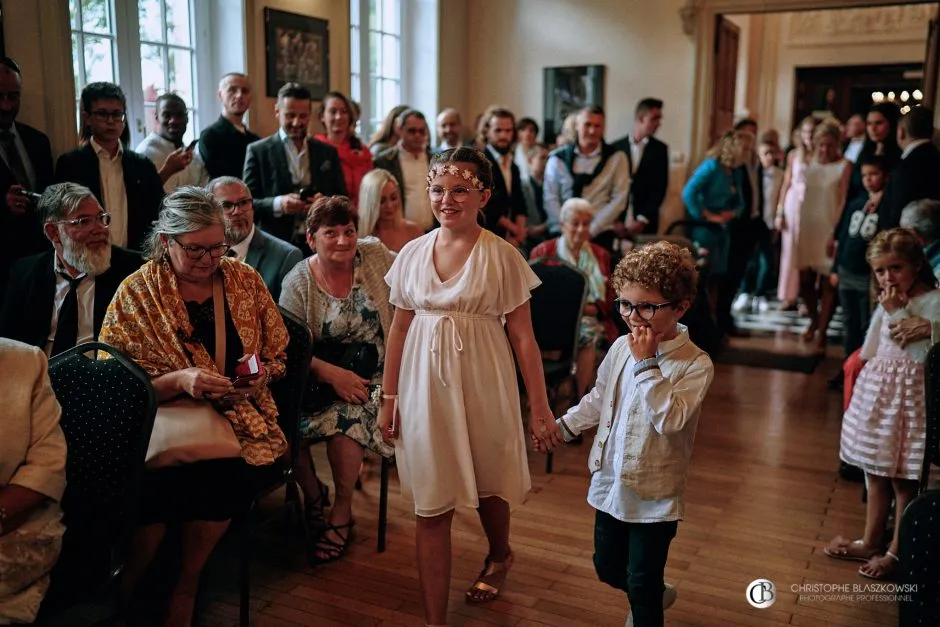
left=357, top=169, right=423, bottom=251
left=794, top=121, right=851, bottom=352
left=776, top=116, right=818, bottom=309
left=681, top=132, right=746, bottom=325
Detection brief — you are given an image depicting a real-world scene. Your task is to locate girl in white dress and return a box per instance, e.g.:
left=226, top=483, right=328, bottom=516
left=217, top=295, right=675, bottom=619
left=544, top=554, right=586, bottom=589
left=379, top=147, right=559, bottom=627
left=797, top=122, right=851, bottom=353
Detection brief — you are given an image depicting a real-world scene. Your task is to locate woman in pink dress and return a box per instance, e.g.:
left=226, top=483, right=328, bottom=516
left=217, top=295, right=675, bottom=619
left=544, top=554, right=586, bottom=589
left=315, top=91, right=373, bottom=209
left=775, top=116, right=817, bottom=309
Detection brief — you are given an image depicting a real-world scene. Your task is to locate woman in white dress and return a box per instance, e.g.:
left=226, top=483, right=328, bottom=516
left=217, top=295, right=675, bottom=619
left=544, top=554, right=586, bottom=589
left=379, top=147, right=560, bottom=626
left=797, top=121, right=852, bottom=353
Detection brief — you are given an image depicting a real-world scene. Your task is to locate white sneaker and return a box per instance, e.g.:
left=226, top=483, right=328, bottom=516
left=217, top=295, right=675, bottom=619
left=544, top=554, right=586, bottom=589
left=625, top=583, right=677, bottom=626
left=756, top=296, right=770, bottom=313
left=732, top=293, right=751, bottom=312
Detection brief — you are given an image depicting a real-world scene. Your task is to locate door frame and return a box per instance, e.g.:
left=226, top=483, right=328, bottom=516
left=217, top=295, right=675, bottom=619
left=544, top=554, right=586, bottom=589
left=686, top=0, right=938, bottom=163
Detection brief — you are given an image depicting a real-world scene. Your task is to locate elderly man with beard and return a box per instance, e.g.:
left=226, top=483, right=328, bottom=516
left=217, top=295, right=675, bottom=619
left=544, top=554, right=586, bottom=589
left=209, top=176, right=302, bottom=301
left=0, top=182, right=141, bottom=356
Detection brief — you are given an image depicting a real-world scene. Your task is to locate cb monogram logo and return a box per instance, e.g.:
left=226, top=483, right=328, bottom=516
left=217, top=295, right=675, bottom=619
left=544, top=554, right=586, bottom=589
left=746, top=579, right=776, bottom=609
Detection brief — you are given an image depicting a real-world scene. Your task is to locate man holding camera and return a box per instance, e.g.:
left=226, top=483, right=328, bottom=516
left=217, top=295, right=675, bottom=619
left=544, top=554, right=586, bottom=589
left=0, top=57, right=54, bottom=298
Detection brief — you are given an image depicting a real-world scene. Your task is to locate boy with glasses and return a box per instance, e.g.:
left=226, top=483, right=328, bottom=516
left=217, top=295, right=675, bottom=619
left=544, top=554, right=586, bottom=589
left=554, top=241, right=714, bottom=627
left=54, top=82, right=164, bottom=250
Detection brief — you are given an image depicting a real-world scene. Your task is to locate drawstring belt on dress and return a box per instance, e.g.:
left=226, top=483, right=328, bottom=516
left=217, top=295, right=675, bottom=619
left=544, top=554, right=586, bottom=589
left=416, top=310, right=495, bottom=386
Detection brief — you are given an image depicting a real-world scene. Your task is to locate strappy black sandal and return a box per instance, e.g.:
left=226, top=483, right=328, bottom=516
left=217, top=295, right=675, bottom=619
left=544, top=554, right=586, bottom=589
left=303, top=481, right=330, bottom=532
left=307, top=520, right=355, bottom=565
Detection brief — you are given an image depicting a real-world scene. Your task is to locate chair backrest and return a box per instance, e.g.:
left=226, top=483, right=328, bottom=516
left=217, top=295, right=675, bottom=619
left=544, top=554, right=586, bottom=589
left=48, top=342, right=156, bottom=592
left=270, top=307, right=314, bottom=465
left=897, top=490, right=940, bottom=626
left=528, top=257, right=587, bottom=361
left=923, top=343, right=940, bottom=489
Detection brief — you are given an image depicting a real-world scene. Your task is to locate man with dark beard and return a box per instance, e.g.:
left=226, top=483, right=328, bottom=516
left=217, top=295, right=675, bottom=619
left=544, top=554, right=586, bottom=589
left=479, top=106, right=527, bottom=245
left=0, top=182, right=141, bottom=355
left=209, top=176, right=301, bottom=301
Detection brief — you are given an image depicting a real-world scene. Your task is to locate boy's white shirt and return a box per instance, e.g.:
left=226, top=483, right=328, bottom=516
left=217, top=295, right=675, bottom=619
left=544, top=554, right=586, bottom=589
left=560, top=324, right=714, bottom=521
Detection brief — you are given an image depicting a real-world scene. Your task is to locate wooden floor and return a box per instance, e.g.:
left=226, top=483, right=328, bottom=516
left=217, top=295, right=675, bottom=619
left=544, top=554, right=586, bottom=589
left=196, top=335, right=899, bottom=627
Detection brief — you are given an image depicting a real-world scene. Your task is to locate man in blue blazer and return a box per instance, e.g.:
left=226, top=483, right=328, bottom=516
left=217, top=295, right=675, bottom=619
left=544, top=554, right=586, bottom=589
left=209, top=176, right=302, bottom=302
left=243, top=83, right=346, bottom=247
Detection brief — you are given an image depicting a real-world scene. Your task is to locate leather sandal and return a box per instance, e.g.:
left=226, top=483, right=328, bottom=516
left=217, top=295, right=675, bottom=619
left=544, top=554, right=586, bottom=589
left=303, top=481, right=330, bottom=532
left=466, top=552, right=514, bottom=604
left=307, top=520, right=354, bottom=566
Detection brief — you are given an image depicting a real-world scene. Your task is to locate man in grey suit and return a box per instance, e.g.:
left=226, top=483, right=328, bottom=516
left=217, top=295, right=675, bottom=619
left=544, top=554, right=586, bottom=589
left=209, top=176, right=302, bottom=302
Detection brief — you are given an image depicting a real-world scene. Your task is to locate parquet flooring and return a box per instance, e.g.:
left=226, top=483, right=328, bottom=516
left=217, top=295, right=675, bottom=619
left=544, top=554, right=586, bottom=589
left=196, top=340, right=900, bottom=626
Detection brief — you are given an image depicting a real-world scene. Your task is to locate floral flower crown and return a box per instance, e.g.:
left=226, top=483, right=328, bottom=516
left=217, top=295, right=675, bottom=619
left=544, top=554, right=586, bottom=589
left=426, top=163, right=485, bottom=189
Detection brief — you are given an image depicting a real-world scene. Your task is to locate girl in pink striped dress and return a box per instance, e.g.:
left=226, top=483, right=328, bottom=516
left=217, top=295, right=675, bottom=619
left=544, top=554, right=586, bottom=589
left=826, top=228, right=940, bottom=580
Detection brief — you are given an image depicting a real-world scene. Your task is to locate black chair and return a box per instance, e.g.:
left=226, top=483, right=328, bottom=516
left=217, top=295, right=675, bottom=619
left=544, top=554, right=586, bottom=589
left=528, top=257, right=588, bottom=473
left=236, top=307, right=312, bottom=627
left=897, top=490, right=940, bottom=626
left=921, top=342, right=940, bottom=491
left=38, top=342, right=157, bottom=626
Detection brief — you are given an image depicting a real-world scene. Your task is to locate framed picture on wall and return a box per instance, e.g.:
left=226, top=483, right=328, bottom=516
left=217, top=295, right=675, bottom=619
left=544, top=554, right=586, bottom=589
left=542, top=65, right=605, bottom=144
left=264, top=8, right=329, bottom=99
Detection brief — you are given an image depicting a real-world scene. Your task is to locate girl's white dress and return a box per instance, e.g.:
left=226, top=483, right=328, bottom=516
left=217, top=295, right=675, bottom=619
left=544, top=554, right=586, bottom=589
left=385, top=229, right=539, bottom=516
left=840, top=290, right=940, bottom=480
left=795, top=159, right=847, bottom=274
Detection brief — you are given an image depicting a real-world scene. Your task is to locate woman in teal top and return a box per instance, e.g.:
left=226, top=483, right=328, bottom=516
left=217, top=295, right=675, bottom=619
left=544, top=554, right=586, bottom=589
left=682, top=132, right=745, bottom=278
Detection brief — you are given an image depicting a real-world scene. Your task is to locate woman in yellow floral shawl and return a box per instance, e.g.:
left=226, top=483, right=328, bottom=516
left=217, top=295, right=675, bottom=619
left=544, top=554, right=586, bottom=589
left=99, top=186, right=288, bottom=626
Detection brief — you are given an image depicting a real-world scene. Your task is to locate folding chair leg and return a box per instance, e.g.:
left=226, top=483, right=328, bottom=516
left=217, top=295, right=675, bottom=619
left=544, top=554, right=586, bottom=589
left=378, top=458, right=390, bottom=553
left=239, top=516, right=251, bottom=627
left=545, top=451, right=554, bottom=474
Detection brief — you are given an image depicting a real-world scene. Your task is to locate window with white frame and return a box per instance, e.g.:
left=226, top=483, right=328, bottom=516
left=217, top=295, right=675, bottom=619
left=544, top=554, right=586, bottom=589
left=70, top=0, right=201, bottom=146
left=350, top=0, right=402, bottom=142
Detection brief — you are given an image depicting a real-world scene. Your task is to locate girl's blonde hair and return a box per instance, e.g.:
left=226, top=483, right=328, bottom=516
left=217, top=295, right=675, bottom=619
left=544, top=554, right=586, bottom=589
left=357, top=169, right=399, bottom=237
left=611, top=241, right=698, bottom=304
left=705, top=131, right=742, bottom=169
left=866, top=227, right=939, bottom=299
left=813, top=121, right=842, bottom=154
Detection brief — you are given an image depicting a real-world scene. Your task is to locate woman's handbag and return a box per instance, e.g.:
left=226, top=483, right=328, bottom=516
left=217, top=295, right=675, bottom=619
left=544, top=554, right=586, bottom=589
left=145, top=274, right=243, bottom=468
left=303, top=342, right=379, bottom=413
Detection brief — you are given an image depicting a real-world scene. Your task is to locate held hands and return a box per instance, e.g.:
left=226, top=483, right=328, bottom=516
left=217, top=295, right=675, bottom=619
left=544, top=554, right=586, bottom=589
left=529, top=413, right=563, bottom=452
left=774, top=213, right=786, bottom=232
left=626, top=325, right=663, bottom=361
left=829, top=273, right=840, bottom=288
left=879, top=284, right=908, bottom=315
left=889, top=316, right=932, bottom=348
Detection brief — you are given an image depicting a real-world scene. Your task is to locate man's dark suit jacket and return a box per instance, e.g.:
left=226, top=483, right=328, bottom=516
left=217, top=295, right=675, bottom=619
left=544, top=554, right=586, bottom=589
left=244, top=227, right=303, bottom=302
left=198, top=115, right=261, bottom=180
left=0, top=246, right=143, bottom=351
left=885, top=141, right=940, bottom=226
left=372, top=145, right=432, bottom=216
left=611, top=134, right=669, bottom=234
left=243, top=135, right=347, bottom=244
left=1, top=122, right=55, bottom=298
left=54, top=144, right=164, bottom=251
left=482, top=147, right=527, bottom=238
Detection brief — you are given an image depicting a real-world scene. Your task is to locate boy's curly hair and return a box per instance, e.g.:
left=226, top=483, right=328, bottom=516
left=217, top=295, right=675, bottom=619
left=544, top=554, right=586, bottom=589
left=611, top=241, right=698, bottom=303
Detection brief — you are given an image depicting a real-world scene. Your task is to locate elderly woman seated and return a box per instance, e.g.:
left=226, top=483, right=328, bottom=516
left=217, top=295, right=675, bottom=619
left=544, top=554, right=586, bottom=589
left=0, top=339, right=66, bottom=624
left=99, top=186, right=289, bottom=627
left=357, top=169, right=424, bottom=251
left=530, top=197, right=616, bottom=396
left=280, top=196, right=395, bottom=564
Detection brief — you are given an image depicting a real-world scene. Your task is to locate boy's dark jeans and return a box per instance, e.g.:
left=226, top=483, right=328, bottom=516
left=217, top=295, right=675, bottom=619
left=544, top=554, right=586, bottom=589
left=839, top=285, right=871, bottom=357
left=593, top=510, right=678, bottom=627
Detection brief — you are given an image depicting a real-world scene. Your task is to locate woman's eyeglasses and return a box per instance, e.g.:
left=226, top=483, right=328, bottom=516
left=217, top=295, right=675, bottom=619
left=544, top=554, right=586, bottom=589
left=614, top=299, right=675, bottom=321
left=52, top=212, right=111, bottom=229
left=427, top=185, right=480, bottom=203
left=171, top=239, right=230, bottom=261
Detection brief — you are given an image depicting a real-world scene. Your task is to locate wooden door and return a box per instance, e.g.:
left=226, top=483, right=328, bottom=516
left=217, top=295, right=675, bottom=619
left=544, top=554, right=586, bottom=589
left=710, top=16, right=740, bottom=145
left=923, top=4, right=940, bottom=110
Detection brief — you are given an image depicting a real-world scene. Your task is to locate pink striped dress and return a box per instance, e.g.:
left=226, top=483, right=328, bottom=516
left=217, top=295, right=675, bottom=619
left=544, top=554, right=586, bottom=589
left=840, top=290, right=940, bottom=480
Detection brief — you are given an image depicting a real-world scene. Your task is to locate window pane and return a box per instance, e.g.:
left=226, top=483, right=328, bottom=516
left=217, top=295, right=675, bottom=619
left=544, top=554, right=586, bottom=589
left=381, top=80, right=399, bottom=119
left=140, top=43, right=166, bottom=105
left=369, top=0, right=378, bottom=31
left=350, top=0, right=359, bottom=27
left=69, top=0, right=80, bottom=29
left=139, top=0, right=163, bottom=42
left=382, top=0, right=399, bottom=35
left=351, top=73, right=360, bottom=101
left=71, top=35, right=82, bottom=94
left=166, top=0, right=192, bottom=47
left=82, top=0, right=112, bottom=34
left=167, top=48, right=194, bottom=107
left=381, top=34, right=398, bottom=79
left=351, top=26, right=360, bottom=74
left=369, top=30, right=380, bottom=75
left=83, top=35, right=115, bottom=83
left=371, top=77, right=381, bottom=125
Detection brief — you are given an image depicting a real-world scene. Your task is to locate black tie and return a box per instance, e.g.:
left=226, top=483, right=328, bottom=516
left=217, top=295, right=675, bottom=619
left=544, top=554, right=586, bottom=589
left=51, top=274, right=84, bottom=357
left=0, top=130, right=29, bottom=188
